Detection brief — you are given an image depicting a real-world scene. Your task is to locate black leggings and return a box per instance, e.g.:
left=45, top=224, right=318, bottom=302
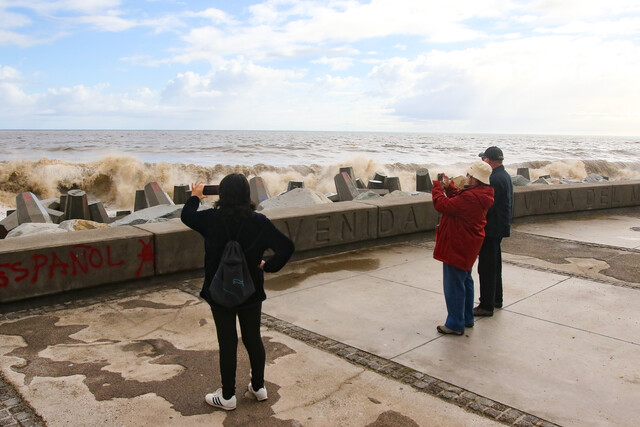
left=211, top=303, right=265, bottom=400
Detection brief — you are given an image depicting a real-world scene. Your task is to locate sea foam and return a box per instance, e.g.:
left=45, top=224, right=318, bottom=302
left=1, top=155, right=640, bottom=218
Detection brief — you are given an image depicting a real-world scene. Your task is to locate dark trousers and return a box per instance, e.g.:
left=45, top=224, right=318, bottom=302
left=211, top=303, right=265, bottom=400
left=477, top=236, right=503, bottom=311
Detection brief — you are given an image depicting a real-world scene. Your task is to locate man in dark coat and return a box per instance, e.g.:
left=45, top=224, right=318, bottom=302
left=474, top=146, right=514, bottom=316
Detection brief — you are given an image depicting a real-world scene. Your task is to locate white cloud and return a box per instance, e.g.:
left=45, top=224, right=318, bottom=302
left=5, top=0, right=122, bottom=14
left=374, top=35, right=640, bottom=133
left=315, top=74, right=360, bottom=91
left=311, top=56, right=354, bottom=70
left=73, top=11, right=136, bottom=32
left=0, top=9, right=31, bottom=29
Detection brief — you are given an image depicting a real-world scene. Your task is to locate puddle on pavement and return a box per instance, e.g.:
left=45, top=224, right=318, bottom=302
left=266, top=257, right=381, bottom=291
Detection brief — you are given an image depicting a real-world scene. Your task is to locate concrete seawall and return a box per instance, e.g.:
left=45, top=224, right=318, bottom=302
left=1, top=181, right=639, bottom=302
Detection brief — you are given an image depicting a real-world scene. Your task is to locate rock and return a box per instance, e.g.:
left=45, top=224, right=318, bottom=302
left=110, top=204, right=184, bottom=226
left=354, top=191, right=381, bottom=200
left=59, top=219, right=110, bottom=231
left=6, top=223, right=67, bottom=238
left=257, top=188, right=332, bottom=211
left=511, top=175, right=530, bottom=186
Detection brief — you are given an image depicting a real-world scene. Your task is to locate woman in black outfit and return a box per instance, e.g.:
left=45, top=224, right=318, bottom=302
left=181, top=173, right=294, bottom=411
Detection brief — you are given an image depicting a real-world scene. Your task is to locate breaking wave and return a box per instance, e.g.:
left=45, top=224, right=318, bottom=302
left=1, top=155, right=640, bottom=216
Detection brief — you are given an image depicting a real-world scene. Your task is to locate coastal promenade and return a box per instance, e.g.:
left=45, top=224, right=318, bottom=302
left=0, top=209, right=638, bottom=426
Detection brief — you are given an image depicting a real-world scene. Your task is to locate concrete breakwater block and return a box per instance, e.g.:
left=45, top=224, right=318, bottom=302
left=287, top=181, right=305, bottom=191
left=354, top=191, right=381, bottom=200
left=41, top=198, right=61, bottom=211
left=64, top=189, right=91, bottom=220
left=334, top=172, right=359, bottom=201
left=89, top=201, right=110, bottom=223
left=355, top=178, right=366, bottom=189
left=46, top=208, right=65, bottom=224
left=339, top=166, right=355, bottom=182
left=250, top=177, right=270, bottom=206
left=144, top=182, right=174, bottom=207
left=110, top=205, right=183, bottom=226
left=0, top=212, right=19, bottom=239
left=17, top=192, right=52, bottom=225
left=134, top=189, right=148, bottom=211
left=173, top=184, right=192, bottom=204
left=384, top=176, right=402, bottom=192
left=416, top=168, right=433, bottom=192
left=512, top=175, right=530, bottom=186
left=517, top=167, right=531, bottom=180
left=325, top=193, right=340, bottom=202
left=258, top=188, right=332, bottom=211
left=59, top=194, right=68, bottom=213
left=531, top=177, right=551, bottom=185
left=373, top=172, right=387, bottom=185
left=367, top=180, right=384, bottom=189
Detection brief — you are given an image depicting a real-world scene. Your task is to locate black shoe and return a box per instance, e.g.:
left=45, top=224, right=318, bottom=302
left=465, top=323, right=474, bottom=328
left=495, top=302, right=503, bottom=309
left=473, top=306, right=494, bottom=317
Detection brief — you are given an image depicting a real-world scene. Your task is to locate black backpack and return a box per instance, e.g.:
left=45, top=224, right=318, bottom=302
left=209, top=223, right=256, bottom=308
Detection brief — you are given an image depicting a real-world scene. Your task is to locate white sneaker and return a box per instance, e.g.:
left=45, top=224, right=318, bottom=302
left=205, top=388, right=236, bottom=410
left=247, top=382, right=268, bottom=401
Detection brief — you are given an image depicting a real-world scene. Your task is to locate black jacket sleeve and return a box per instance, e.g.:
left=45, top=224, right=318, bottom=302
left=180, top=196, right=207, bottom=236
left=262, top=218, right=295, bottom=273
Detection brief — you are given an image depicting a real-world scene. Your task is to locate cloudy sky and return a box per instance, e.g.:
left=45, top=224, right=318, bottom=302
left=1, top=0, right=639, bottom=134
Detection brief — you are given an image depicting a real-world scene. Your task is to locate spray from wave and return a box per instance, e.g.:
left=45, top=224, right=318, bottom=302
left=1, top=155, right=639, bottom=217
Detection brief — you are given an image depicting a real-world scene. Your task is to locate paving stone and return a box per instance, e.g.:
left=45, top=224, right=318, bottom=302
left=498, top=409, right=524, bottom=423
left=439, top=391, right=457, bottom=400
left=483, top=407, right=502, bottom=419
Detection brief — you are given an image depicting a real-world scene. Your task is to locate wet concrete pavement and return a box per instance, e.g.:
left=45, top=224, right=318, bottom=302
left=1, top=209, right=639, bottom=426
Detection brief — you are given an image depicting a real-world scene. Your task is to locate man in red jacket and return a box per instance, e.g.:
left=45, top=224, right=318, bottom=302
left=432, top=161, right=494, bottom=335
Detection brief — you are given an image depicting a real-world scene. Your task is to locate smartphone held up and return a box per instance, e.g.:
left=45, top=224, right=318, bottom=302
left=202, top=185, right=220, bottom=195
